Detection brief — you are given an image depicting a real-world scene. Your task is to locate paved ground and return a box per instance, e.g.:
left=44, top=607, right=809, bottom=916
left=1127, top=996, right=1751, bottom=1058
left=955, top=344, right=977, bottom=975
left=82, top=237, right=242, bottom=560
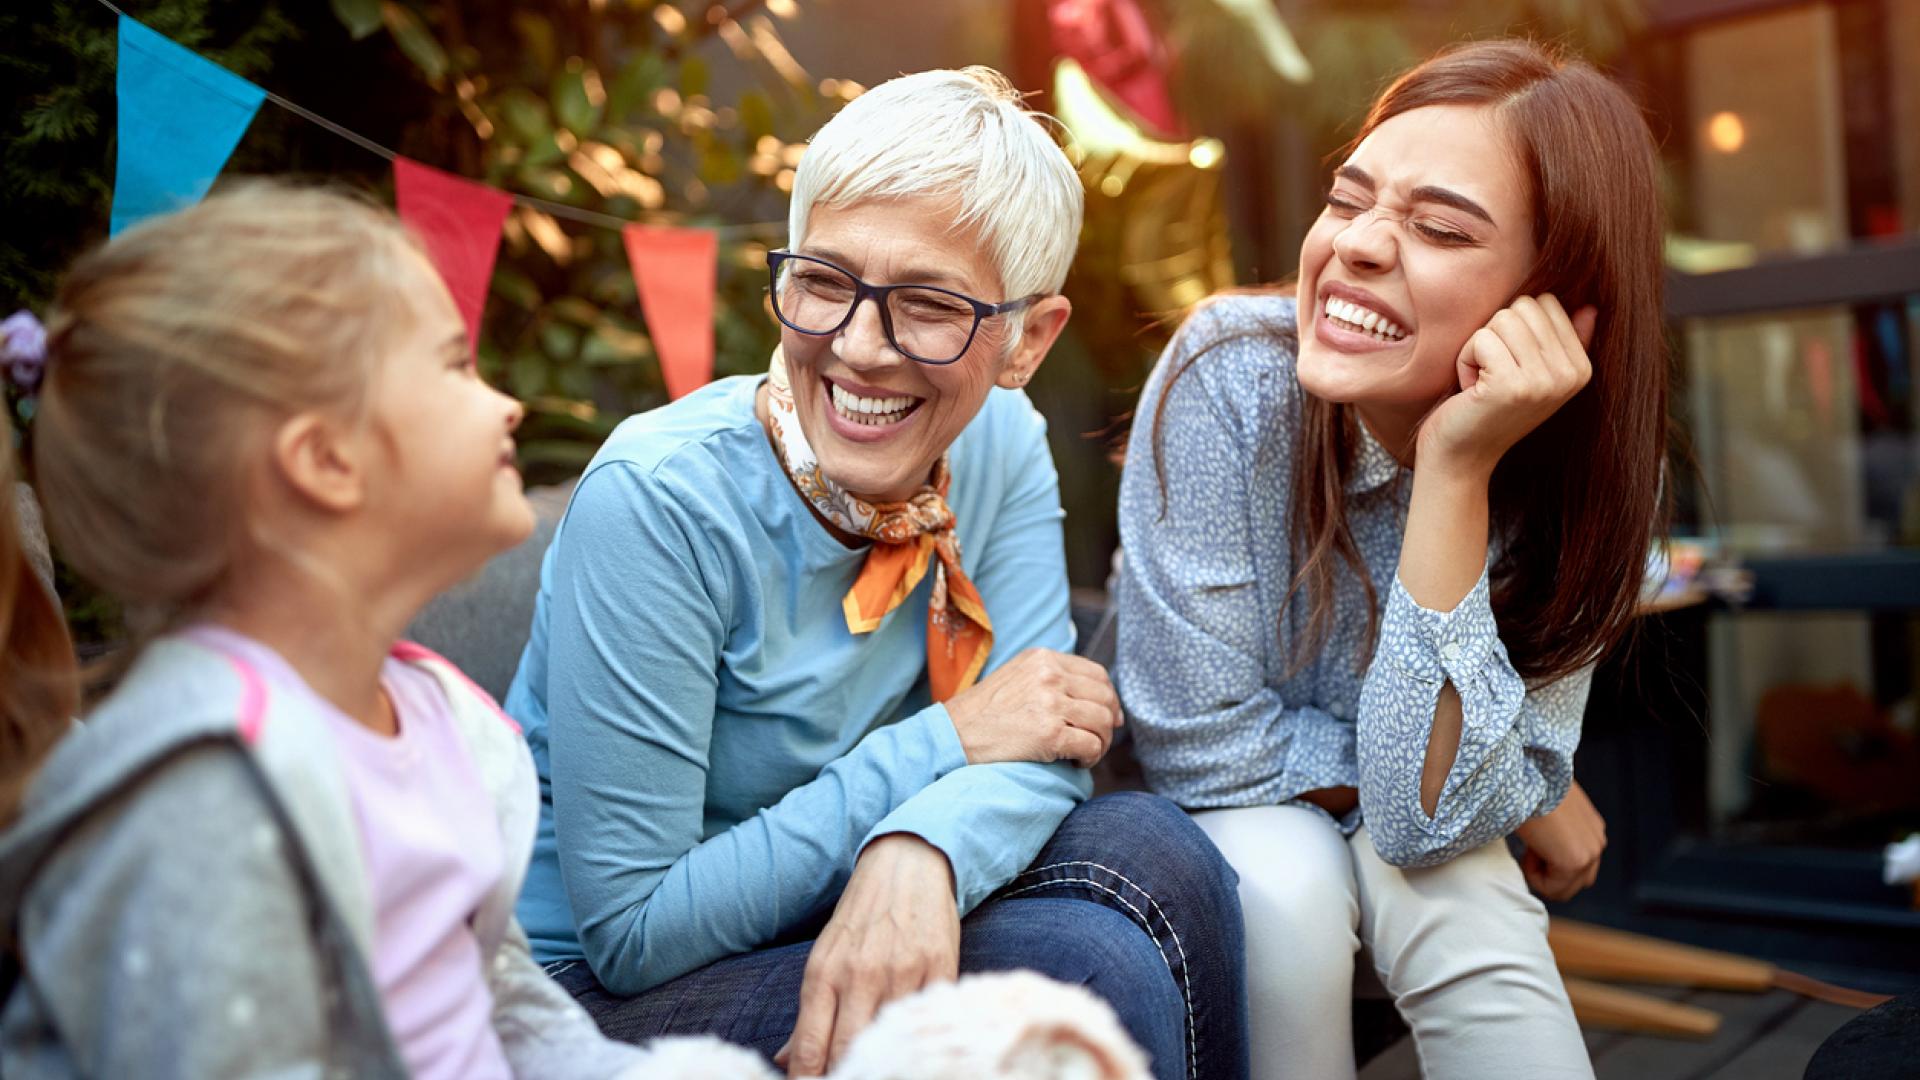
left=1357, top=985, right=1861, bottom=1079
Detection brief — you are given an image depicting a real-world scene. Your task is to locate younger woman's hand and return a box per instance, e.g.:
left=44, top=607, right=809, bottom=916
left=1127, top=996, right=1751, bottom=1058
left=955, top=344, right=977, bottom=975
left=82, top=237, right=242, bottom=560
left=942, top=648, right=1122, bottom=769
left=1512, top=780, right=1606, bottom=901
left=776, top=834, right=960, bottom=1076
left=1416, top=295, right=1597, bottom=477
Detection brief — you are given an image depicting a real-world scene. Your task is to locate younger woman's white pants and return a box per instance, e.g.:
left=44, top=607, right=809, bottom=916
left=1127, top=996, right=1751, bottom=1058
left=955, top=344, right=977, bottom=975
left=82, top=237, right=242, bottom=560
left=1193, top=804, right=1593, bottom=1080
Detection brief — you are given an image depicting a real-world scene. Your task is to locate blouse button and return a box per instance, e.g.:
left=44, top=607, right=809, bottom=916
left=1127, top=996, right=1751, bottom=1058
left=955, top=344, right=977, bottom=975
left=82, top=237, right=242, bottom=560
left=1439, top=641, right=1463, bottom=665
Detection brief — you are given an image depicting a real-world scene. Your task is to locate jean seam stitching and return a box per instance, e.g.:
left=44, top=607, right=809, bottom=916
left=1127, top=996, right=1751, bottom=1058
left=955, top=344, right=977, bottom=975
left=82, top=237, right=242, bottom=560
left=997, top=861, right=1198, bottom=1080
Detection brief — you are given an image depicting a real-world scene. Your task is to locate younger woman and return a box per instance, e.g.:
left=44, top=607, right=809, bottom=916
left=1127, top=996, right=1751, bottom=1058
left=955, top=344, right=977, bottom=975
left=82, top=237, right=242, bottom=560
left=1116, top=40, right=1668, bottom=1079
left=0, top=182, right=653, bottom=1077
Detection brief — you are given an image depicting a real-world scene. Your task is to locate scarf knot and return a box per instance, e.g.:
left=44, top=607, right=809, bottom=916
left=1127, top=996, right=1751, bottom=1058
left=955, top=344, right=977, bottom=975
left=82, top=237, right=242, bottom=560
left=765, top=352, right=993, bottom=701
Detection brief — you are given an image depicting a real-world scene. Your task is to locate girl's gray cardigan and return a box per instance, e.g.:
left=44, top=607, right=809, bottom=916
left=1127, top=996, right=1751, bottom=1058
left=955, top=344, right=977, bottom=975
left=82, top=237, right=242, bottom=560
left=0, top=634, right=650, bottom=1078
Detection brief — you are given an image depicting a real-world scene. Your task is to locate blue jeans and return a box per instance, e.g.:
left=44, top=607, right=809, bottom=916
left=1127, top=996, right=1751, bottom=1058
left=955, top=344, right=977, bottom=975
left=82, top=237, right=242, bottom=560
left=551, top=791, right=1248, bottom=1080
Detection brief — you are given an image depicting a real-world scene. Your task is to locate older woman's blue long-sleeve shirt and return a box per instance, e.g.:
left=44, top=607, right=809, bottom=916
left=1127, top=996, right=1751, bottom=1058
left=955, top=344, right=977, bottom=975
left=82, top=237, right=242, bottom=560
left=1113, top=295, right=1587, bottom=868
left=506, top=375, right=1088, bottom=994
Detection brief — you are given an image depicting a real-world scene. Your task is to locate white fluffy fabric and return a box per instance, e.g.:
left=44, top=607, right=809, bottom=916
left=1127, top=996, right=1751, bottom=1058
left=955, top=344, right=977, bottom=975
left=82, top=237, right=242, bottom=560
left=619, top=1035, right=780, bottom=1079
left=617, top=971, right=1152, bottom=1079
left=832, top=970, right=1153, bottom=1080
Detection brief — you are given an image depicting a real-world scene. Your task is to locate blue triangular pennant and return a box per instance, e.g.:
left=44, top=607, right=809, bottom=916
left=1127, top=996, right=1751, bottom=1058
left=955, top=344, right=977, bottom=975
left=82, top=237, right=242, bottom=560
left=110, top=16, right=267, bottom=236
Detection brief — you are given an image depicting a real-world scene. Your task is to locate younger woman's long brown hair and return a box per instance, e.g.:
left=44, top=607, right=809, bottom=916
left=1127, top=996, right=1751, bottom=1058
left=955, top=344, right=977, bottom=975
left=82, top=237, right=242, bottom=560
left=2, top=434, right=78, bottom=825
left=1160, top=39, right=1670, bottom=684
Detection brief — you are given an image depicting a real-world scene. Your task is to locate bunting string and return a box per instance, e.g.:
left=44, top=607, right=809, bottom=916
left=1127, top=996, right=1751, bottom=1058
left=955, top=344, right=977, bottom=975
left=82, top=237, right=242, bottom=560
left=89, top=0, right=794, bottom=397
left=87, top=0, right=783, bottom=238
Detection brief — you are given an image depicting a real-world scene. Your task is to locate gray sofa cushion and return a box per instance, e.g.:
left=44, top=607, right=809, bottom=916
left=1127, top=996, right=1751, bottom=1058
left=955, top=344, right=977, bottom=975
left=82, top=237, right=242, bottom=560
left=403, top=480, right=576, bottom=702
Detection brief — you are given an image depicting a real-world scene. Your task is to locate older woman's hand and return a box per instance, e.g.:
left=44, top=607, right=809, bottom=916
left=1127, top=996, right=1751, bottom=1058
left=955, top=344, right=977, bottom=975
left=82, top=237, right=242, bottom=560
left=944, top=649, right=1123, bottom=769
left=777, top=834, right=960, bottom=1077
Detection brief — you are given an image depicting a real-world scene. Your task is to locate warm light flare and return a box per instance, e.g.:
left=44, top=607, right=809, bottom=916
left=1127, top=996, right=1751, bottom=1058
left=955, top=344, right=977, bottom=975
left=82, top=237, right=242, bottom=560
left=1706, top=111, right=1745, bottom=154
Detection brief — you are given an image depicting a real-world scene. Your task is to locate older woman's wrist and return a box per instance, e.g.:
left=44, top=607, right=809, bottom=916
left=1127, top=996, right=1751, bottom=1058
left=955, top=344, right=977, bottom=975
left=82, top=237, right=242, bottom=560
left=943, top=688, right=990, bottom=763
left=858, top=831, right=958, bottom=894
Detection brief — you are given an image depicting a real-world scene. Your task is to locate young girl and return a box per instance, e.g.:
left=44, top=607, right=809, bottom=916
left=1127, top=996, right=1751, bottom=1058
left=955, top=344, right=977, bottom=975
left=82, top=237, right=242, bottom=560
left=1115, top=40, right=1667, bottom=1079
left=0, top=182, right=658, bottom=1077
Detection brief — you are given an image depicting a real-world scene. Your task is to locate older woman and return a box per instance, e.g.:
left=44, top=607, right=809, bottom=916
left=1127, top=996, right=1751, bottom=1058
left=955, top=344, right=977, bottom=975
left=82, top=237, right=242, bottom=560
left=505, top=67, right=1247, bottom=1080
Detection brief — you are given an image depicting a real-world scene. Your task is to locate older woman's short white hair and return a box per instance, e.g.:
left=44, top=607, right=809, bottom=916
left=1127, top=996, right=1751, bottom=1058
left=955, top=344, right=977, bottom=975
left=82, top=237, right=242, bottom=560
left=789, top=67, right=1084, bottom=315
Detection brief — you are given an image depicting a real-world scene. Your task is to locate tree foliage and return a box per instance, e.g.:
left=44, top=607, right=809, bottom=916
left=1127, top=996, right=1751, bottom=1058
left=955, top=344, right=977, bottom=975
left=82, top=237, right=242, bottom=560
left=343, top=0, right=855, bottom=481
left=0, top=1, right=299, bottom=306
left=3, top=2, right=856, bottom=484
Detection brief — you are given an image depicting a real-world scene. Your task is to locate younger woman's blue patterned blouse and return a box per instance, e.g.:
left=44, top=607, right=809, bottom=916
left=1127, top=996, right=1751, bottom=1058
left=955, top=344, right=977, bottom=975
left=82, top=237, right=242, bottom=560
left=1113, top=294, right=1587, bottom=868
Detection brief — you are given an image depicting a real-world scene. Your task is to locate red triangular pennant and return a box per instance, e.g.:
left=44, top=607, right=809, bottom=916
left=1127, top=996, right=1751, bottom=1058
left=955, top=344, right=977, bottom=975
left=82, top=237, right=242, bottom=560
left=393, top=158, right=513, bottom=358
left=623, top=225, right=718, bottom=400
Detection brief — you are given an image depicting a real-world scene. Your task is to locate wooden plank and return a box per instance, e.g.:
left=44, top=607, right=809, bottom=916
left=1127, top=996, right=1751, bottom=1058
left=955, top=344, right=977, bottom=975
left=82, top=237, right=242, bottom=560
left=1567, top=978, right=1723, bottom=1038
left=1552, top=919, right=1775, bottom=991
left=1585, top=982, right=1694, bottom=1069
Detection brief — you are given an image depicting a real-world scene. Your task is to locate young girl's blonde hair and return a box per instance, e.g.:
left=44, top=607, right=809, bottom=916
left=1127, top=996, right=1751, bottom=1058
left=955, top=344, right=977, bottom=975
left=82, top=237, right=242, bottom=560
left=2, top=433, right=77, bottom=824
left=35, top=180, right=428, bottom=644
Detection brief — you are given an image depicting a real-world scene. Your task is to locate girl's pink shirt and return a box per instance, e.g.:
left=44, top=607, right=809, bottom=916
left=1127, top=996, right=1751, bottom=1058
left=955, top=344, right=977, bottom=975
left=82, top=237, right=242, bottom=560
left=187, top=624, right=511, bottom=1080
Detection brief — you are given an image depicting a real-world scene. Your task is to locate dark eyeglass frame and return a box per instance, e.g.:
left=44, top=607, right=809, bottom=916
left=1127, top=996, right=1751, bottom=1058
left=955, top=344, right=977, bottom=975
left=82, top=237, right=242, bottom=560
left=766, top=250, right=1044, bottom=365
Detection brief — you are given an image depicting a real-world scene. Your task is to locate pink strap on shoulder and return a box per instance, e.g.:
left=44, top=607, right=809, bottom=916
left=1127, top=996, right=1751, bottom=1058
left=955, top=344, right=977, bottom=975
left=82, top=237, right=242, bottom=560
left=220, top=652, right=269, bottom=745
left=390, top=640, right=522, bottom=734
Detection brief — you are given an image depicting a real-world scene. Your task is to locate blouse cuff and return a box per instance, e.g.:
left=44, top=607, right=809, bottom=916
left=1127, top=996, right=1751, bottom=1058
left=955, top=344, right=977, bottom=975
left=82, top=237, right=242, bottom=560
left=1382, top=565, right=1502, bottom=690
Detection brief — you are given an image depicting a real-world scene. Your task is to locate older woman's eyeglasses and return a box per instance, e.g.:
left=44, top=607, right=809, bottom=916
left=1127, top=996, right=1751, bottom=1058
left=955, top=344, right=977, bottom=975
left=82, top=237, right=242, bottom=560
left=766, top=251, right=1042, bottom=365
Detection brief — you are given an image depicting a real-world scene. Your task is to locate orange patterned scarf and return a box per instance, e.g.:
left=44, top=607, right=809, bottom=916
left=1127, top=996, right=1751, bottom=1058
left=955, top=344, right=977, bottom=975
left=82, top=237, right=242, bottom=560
left=765, top=352, right=992, bottom=701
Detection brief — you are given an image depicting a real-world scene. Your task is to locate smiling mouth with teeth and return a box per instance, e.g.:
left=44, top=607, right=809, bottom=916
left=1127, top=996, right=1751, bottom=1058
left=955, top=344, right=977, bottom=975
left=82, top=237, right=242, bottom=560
left=1323, top=296, right=1409, bottom=342
left=828, top=379, right=925, bottom=427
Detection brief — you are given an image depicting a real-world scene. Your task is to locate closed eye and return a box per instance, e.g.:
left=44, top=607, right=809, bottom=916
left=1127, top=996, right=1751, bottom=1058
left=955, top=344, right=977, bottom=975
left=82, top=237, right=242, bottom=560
left=1414, top=222, right=1474, bottom=246
left=1328, top=189, right=1476, bottom=246
left=1325, top=193, right=1366, bottom=216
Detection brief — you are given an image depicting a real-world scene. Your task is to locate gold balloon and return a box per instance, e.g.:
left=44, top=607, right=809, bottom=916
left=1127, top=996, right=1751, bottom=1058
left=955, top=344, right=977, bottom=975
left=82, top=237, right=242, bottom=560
left=1054, top=59, right=1235, bottom=376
